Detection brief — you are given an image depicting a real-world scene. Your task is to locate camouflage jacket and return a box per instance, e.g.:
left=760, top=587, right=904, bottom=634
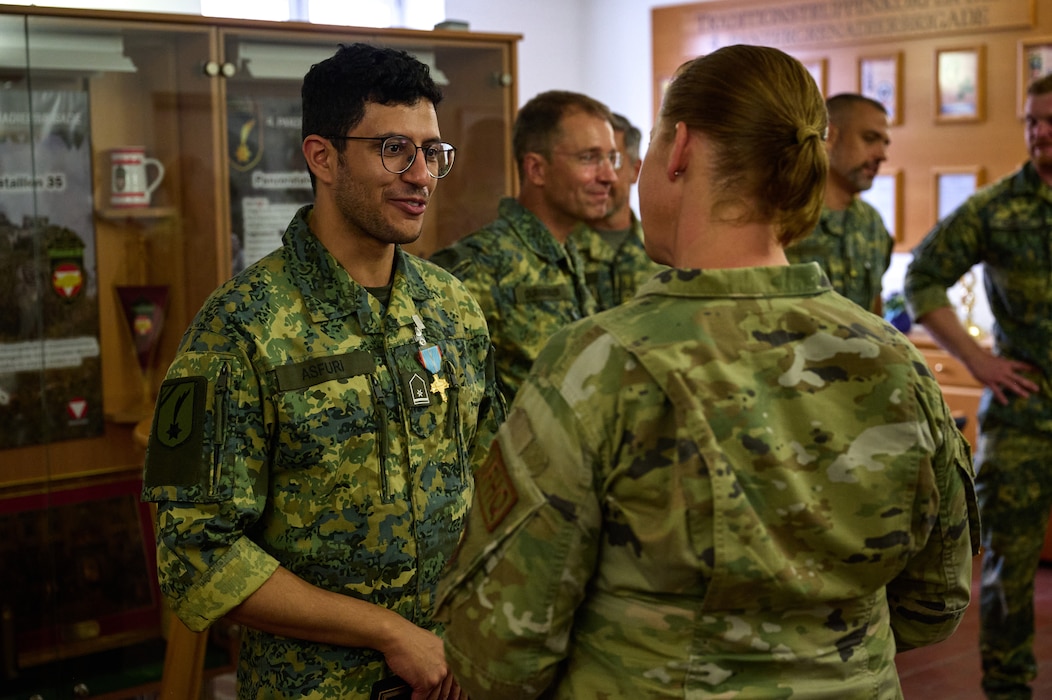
left=142, top=206, right=503, bottom=699
left=430, top=197, right=597, bottom=403
left=569, top=211, right=666, bottom=311
left=435, top=263, right=978, bottom=700
left=786, top=199, right=893, bottom=312
left=906, top=161, right=1052, bottom=432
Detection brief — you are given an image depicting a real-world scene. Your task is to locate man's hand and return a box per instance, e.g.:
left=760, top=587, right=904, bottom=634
left=966, top=352, right=1040, bottom=405
left=381, top=618, right=467, bottom=700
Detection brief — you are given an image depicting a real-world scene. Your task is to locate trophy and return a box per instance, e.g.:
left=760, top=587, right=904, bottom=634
left=959, top=270, right=983, bottom=339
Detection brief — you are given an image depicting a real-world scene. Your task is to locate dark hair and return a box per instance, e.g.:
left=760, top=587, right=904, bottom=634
left=1028, top=73, right=1052, bottom=97
left=826, top=93, right=887, bottom=128
left=659, top=44, right=827, bottom=246
left=610, top=112, right=642, bottom=164
left=512, top=90, right=613, bottom=178
left=301, top=42, right=443, bottom=143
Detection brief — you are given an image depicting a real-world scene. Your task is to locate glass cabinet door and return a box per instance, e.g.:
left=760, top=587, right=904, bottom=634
left=218, top=25, right=517, bottom=271
left=0, top=10, right=223, bottom=698
left=0, top=9, right=516, bottom=698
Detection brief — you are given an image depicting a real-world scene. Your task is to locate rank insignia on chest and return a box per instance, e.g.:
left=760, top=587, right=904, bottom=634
left=402, top=370, right=431, bottom=406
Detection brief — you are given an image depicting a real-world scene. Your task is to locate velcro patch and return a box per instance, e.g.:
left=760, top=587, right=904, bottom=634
left=514, top=284, right=573, bottom=304
left=272, top=351, right=376, bottom=392
left=476, top=441, right=519, bottom=532
left=402, top=369, right=432, bottom=406
left=144, top=376, right=207, bottom=489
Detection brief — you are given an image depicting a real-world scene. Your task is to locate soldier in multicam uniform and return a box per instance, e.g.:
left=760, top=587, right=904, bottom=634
left=434, top=44, right=979, bottom=700
left=430, top=91, right=615, bottom=402
left=572, top=112, right=666, bottom=310
left=786, top=93, right=894, bottom=313
left=142, top=43, right=501, bottom=700
left=904, top=73, right=1052, bottom=700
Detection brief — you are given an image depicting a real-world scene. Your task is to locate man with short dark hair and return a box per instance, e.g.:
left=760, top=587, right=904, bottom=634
left=905, top=73, right=1052, bottom=700
left=573, top=112, right=666, bottom=310
left=786, top=93, right=893, bottom=312
left=143, top=43, right=501, bottom=700
left=431, top=90, right=617, bottom=402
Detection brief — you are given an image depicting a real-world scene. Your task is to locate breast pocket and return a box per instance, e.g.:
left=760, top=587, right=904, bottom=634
left=271, top=352, right=381, bottom=507
left=986, top=217, right=1052, bottom=320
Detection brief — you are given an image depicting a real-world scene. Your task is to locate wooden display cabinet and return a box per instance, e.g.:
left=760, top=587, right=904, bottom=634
left=0, top=5, right=518, bottom=696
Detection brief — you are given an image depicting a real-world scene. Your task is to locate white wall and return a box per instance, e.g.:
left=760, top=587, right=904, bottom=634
left=446, top=0, right=686, bottom=213
left=446, top=0, right=686, bottom=146
left=2, top=0, right=201, bottom=12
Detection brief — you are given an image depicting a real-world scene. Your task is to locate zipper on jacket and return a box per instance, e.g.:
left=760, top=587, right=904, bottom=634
left=370, top=373, right=392, bottom=501
left=211, top=361, right=230, bottom=497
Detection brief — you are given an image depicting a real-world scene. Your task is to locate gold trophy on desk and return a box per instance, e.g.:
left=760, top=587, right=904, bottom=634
left=959, top=269, right=984, bottom=339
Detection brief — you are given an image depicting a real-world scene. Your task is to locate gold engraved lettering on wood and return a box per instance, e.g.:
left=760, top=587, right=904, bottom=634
left=666, top=0, right=1034, bottom=52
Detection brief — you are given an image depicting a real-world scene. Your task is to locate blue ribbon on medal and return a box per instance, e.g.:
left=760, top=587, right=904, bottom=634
left=418, top=345, right=442, bottom=374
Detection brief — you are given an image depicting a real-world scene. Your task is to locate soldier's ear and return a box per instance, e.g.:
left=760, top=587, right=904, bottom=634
left=825, top=123, right=840, bottom=150
left=521, top=152, right=548, bottom=187
left=303, top=135, right=337, bottom=185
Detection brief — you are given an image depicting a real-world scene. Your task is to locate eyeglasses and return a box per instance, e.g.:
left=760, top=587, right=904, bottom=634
left=327, top=135, right=456, bottom=179
left=551, top=149, right=622, bottom=171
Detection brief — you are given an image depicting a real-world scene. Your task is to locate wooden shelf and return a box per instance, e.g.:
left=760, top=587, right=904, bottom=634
left=95, top=206, right=178, bottom=221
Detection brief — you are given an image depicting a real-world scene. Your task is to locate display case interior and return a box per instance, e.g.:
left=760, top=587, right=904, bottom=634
left=0, top=6, right=518, bottom=694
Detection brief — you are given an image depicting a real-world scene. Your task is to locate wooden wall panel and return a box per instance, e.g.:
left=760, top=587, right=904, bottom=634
left=652, top=0, right=1046, bottom=251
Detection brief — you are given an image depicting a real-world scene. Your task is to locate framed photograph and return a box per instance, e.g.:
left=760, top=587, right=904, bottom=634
left=932, top=166, right=984, bottom=225
left=859, top=53, right=902, bottom=125
left=935, top=46, right=984, bottom=123
left=1019, top=37, right=1052, bottom=118
left=859, top=169, right=903, bottom=243
left=800, top=57, right=828, bottom=96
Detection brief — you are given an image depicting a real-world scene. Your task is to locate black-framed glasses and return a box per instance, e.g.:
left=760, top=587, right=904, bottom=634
left=328, top=135, right=456, bottom=179
left=551, top=149, right=622, bottom=171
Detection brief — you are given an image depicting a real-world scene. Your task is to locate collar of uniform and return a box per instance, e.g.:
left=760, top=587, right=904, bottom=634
left=1015, top=160, right=1052, bottom=204
left=497, top=197, right=573, bottom=263
left=568, top=223, right=615, bottom=263
left=283, top=205, right=431, bottom=329
left=634, top=262, right=832, bottom=300
left=818, top=200, right=863, bottom=238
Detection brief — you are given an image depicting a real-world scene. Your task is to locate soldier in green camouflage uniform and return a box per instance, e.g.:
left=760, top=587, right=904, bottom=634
left=572, top=112, right=666, bottom=310
left=786, top=94, right=893, bottom=313
left=904, top=74, right=1052, bottom=700
left=435, top=45, right=978, bottom=700
left=142, top=44, right=500, bottom=700
left=431, top=91, right=618, bottom=402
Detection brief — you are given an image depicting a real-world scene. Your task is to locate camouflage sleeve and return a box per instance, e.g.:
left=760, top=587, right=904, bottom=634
left=142, top=336, right=279, bottom=632
left=904, top=199, right=985, bottom=322
left=886, top=377, right=980, bottom=650
left=434, top=344, right=603, bottom=699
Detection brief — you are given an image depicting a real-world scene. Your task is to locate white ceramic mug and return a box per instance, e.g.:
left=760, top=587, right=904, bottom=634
left=110, top=147, right=164, bottom=208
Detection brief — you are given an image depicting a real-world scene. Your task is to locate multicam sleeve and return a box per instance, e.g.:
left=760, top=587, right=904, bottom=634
left=886, top=378, right=979, bottom=651
left=434, top=343, right=603, bottom=700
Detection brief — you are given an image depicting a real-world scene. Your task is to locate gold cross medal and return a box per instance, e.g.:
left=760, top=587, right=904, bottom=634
left=412, top=315, right=448, bottom=402
left=418, top=344, right=448, bottom=402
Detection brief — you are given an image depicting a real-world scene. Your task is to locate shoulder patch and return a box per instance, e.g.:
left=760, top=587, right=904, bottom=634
left=144, top=376, right=207, bottom=488
left=476, top=441, right=519, bottom=532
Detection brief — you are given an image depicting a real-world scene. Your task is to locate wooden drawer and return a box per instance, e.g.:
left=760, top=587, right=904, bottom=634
left=919, top=349, right=983, bottom=389
left=938, top=385, right=983, bottom=446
